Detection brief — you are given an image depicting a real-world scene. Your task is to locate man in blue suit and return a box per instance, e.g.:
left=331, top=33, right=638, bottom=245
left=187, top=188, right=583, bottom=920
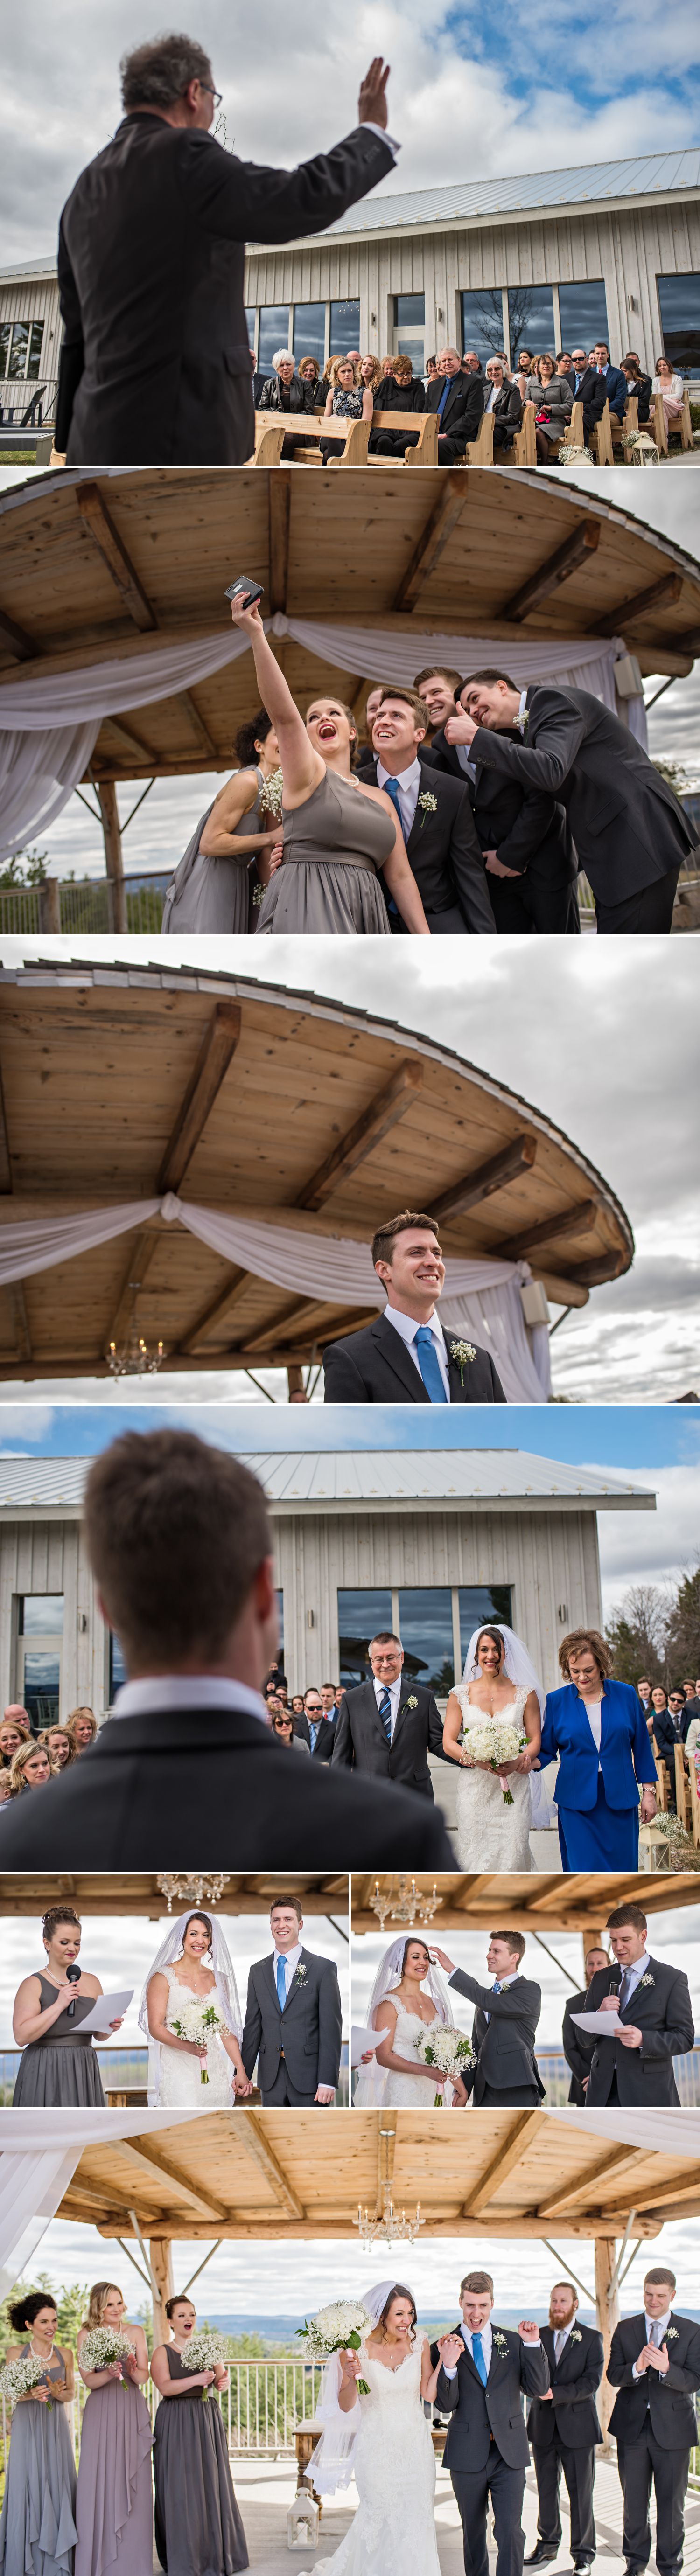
left=576, top=341, right=627, bottom=446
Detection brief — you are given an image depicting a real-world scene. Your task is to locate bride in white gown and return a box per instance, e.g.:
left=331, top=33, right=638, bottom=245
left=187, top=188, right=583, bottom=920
left=354, top=1936, right=469, bottom=2108
left=303, top=2282, right=444, bottom=2576
left=442, top=1623, right=545, bottom=1872
left=140, top=1909, right=252, bottom=2107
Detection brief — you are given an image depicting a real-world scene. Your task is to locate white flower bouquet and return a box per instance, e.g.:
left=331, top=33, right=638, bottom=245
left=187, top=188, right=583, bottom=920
left=79, top=2327, right=135, bottom=2388
left=296, top=2298, right=374, bottom=2395
left=171, top=1996, right=223, bottom=2082
left=460, top=1717, right=527, bottom=1804
left=414, top=2019, right=475, bottom=2105
left=181, top=2330, right=228, bottom=2400
left=0, top=2353, right=55, bottom=2410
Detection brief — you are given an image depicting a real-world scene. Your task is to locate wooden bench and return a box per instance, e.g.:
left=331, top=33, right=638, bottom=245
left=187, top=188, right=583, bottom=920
left=252, top=406, right=438, bottom=466
left=652, top=385, right=694, bottom=457
left=651, top=1731, right=670, bottom=1810
left=675, top=1740, right=692, bottom=1833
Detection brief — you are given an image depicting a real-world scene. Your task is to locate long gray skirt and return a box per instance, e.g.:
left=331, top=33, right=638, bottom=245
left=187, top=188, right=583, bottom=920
left=153, top=2392, right=248, bottom=2574
left=0, top=2395, right=77, bottom=2576
left=75, top=2382, right=153, bottom=2576
left=14, top=2042, right=105, bottom=2109
left=255, top=860, right=390, bottom=934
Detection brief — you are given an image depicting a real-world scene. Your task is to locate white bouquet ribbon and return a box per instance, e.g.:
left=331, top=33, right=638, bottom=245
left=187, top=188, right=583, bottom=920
left=460, top=1717, right=527, bottom=1804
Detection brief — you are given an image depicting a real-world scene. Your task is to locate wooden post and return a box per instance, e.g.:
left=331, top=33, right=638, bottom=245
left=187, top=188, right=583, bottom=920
left=97, top=782, right=127, bottom=934
left=38, top=878, right=61, bottom=933
left=595, top=2236, right=620, bottom=2451
left=149, top=2237, right=174, bottom=2350
left=287, top=1365, right=307, bottom=1401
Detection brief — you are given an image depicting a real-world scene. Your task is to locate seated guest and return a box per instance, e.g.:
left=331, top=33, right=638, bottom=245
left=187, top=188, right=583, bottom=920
left=425, top=353, right=440, bottom=380
left=526, top=352, right=573, bottom=460
left=360, top=353, right=383, bottom=400
left=569, top=348, right=588, bottom=395
left=270, top=1701, right=309, bottom=1754
left=430, top=673, right=580, bottom=936
left=369, top=353, right=426, bottom=455
left=483, top=356, right=523, bottom=454
left=9, top=1739, right=58, bottom=1796
left=556, top=350, right=575, bottom=391
left=291, top=1692, right=306, bottom=1718
left=363, top=686, right=496, bottom=932
left=323, top=1209, right=506, bottom=1405
left=636, top=1676, right=653, bottom=1728
left=462, top=348, right=483, bottom=376
left=320, top=355, right=372, bottom=461
left=651, top=1687, right=688, bottom=1809
left=621, top=355, right=651, bottom=423
left=578, top=1899, right=694, bottom=2107
left=0, top=1717, right=27, bottom=1768
left=517, top=348, right=534, bottom=375
left=575, top=341, right=627, bottom=445
left=297, top=352, right=325, bottom=408
left=40, top=1725, right=75, bottom=1769
left=3, top=1703, right=30, bottom=1738
left=296, top=1686, right=337, bottom=1760
left=257, top=347, right=317, bottom=458
left=683, top=1679, right=700, bottom=1732
left=65, top=1706, right=98, bottom=1755
left=652, top=354, right=685, bottom=433
left=0, top=1431, right=454, bottom=1866
left=426, top=345, right=484, bottom=461
left=561, top=1944, right=610, bottom=2105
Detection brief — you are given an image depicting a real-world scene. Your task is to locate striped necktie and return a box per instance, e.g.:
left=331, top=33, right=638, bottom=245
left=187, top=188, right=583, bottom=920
left=378, top=1687, right=393, bottom=1744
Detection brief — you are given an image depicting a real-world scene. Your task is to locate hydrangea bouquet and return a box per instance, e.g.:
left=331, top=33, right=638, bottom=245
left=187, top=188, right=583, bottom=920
left=181, top=2330, right=228, bottom=2400
left=296, top=2299, right=374, bottom=2395
left=414, top=2020, right=475, bottom=2106
left=79, top=2327, right=135, bottom=2387
left=171, top=1996, right=223, bottom=2082
left=460, top=1717, right=527, bottom=1803
left=0, top=2353, right=55, bottom=2410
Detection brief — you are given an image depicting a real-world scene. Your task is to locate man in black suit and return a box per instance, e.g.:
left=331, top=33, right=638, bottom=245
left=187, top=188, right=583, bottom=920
left=432, top=2268, right=550, bottom=2576
left=0, top=1430, right=454, bottom=1871
left=432, top=1930, right=545, bottom=2105
left=607, top=2264, right=700, bottom=2576
left=526, top=2281, right=603, bottom=2572
left=451, top=669, right=696, bottom=933
left=365, top=689, right=496, bottom=933
left=322, top=1209, right=506, bottom=1404
left=426, top=346, right=485, bottom=460
left=651, top=1692, right=689, bottom=1808
left=561, top=1944, right=610, bottom=2105
left=295, top=1685, right=336, bottom=1761
left=575, top=341, right=628, bottom=446
left=240, top=1894, right=342, bottom=2103
left=431, top=676, right=580, bottom=935
left=330, top=1627, right=444, bottom=1796
left=56, top=33, right=397, bottom=464
left=577, top=1900, right=694, bottom=2107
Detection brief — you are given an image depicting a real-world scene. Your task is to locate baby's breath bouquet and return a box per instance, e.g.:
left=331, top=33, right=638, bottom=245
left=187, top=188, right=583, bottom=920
left=258, top=765, right=284, bottom=821
left=171, top=1996, right=223, bottom=2082
left=0, top=2353, right=54, bottom=2410
left=414, top=2020, right=475, bottom=2106
left=296, top=2298, right=373, bottom=2395
left=180, top=2331, right=228, bottom=2400
left=79, top=2327, right=135, bottom=2388
left=460, top=1717, right=526, bottom=1803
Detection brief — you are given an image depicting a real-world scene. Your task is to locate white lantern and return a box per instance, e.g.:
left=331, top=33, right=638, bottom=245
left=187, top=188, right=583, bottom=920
left=287, top=2491, right=321, bottom=2550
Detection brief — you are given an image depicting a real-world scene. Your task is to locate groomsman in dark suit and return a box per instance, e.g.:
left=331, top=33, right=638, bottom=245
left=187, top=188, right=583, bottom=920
left=431, top=1931, right=545, bottom=2104
left=240, top=1893, right=342, bottom=2103
left=330, top=1626, right=444, bottom=1796
left=429, top=676, right=581, bottom=935
left=578, top=1901, right=694, bottom=2107
left=426, top=347, right=485, bottom=460
left=295, top=1685, right=336, bottom=1759
left=432, top=2269, right=550, bottom=2576
left=322, top=1209, right=506, bottom=1405
left=607, top=2264, right=700, bottom=2576
left=364, top=689, right=496, bottom=933
left=526, top=2282, right=604, bottom=2572
left=561, top=1945, right=610, bottom=2104
left=575, top=341, right=628, bottom=446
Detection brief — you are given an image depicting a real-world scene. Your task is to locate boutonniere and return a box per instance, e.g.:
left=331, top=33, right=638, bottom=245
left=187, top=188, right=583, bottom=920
left=404, top=1695, right=419, bottom=1710
left=294, top=1964, right=308, bottom=1984
left=519, top=708, right=529, bottom=737
left=493, top=2331, right=508, bottom=2352
left=569, top=2329, right=582, bottom=2343
left=418, top=790, right=438, bottom=827
left=638, top=1973, right=655, bottom=1989
left=449, top=1338, right=476, bottom=1384
left=666, top=2327, right=679, bottom=2341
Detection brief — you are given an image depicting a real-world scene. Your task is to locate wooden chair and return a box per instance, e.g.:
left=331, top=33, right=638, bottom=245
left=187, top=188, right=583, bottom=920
left=252, top=406, right=438, bottom=466
left=675, top=1741, right=692, bottom=1832
left=610, top=395, right=639, bottom=462
left=588, top=398, right=615, bottom=466
left=366, top=407, right=439, bottom=466
left=651, top=1732, right=669, bottom=1810
left=653, top=385, right=694, bottom=457
left=561, top=400, right=588, bottom=457
left=652, top=392, right=669, bottom=459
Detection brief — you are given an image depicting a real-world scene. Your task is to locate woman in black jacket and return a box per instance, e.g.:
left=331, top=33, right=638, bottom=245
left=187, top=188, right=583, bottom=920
left=369, top=352, right=426, bottom=456
left=257, top=349, right=317, bottom=457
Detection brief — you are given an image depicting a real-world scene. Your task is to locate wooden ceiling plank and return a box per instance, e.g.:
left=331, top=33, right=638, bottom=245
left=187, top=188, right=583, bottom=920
left=497, top=1197, right=599, bottom=1259
left=298, top=1060, right=423, bottom=1210
left=157, top=1001, right=242, bottom=1193
left=92, top=2137, right=227, bottom=2222
left=269, top=476, right=291, bottom=615
left=604, top=2171, right=700, bottom=2222
left=504, top=522, right=602, bottom=623
left=98, top=714, right=158, bottom=762
left=176, top=1268, right=251, bottom=1354
left=177, top=689, right=217, bottom=758
left=75, top=484, right=158, bottom=633
left=537, top=2146, right=653, bottom=2219
left=393, top=475, right=469, bottom=613
left=0, top=606, right=35, bottom=661
left=590, top=574, right=683, bottom=638
left=463, top=2108, right=544, bottom=2215
left=430, top=1134, right=538, bottom=1228
left=236, top=2111, right=305, bottom=2218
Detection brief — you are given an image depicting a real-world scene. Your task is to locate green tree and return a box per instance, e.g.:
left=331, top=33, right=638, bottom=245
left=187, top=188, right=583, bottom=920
left=0, top=847, right=48, bottom=888
left=605, top=1582, right=667, bottom=1684
left=665, top=1563, right=700, bottom=1678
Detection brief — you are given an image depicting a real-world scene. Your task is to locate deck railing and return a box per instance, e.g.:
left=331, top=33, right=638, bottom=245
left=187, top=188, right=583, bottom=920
left=0, top=2359, right=324, bottom=2474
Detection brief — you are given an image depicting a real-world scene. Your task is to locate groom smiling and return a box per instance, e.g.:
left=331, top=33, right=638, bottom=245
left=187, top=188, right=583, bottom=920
left=433, top=2270, right=549, bottom=2576
left=322, top=1210, right=507, bottom=1404
left=240, top=1895, right=342, bottom=2105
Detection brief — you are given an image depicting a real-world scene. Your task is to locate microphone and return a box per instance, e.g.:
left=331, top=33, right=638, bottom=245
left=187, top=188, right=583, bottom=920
left=65, top=1963, right=81, bottom=2019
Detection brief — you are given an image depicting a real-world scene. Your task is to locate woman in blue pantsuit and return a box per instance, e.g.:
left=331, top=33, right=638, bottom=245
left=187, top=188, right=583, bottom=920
left=539, top=1628, right=658, bottom=1872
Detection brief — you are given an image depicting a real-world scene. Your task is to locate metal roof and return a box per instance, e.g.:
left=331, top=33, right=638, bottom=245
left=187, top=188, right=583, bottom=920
left=0, top=1452, right=655, bottom=1516
left=302, top=146, right=700, bottom=244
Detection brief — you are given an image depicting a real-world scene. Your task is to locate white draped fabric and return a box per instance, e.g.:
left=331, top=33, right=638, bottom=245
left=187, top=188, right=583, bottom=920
left=0, top=2108, right=196, bottom=2294
left=0, top=1191, right=551, bottom=1399
left=0, top=611, right=644, bottom=857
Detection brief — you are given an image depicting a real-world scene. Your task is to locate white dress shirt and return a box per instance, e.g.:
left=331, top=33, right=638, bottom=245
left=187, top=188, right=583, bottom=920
left=632, top=2307, right=672, bottom=2380
left=551, top=2320, right=575, bottom=2360
left=517, top=689, right=528, bottom=733
left=112, top=1675, right=269, bottom=1723
left=376, top=754, right=422, bottom=839
left=443, top=2318, right=540, bottom=2379
left=273, top=1940, right=302, bottom=2001
left=382, top=1299, right=450, bottom=1399
left=616, top=1950, right=651, bottom=1998
left=372, top=1672, right=403, bottom=1739
left=364, top=125, right=400, bottom=158
left=582, top=1696, right=603, bottom=1768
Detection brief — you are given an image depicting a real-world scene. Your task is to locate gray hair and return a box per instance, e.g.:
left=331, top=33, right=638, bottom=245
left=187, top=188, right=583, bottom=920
left=273, top=349, right=295, bottom=370
left=120, top=32, right=214, bottom=111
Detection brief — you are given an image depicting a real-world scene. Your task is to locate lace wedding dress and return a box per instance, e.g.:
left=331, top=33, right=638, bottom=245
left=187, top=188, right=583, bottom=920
left=310, top=2340, right=441, bottom=2576
left=452, top=1683, right=533, bottom=1870
left=156, top=1966, right=234, bottom=2106
left=379, top=1999, right=444, bottom=2107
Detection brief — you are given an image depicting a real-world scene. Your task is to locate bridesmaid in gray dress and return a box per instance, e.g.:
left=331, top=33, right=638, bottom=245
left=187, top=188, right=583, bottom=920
left=76, top=2287, right=153, bottom=2576
left=12, top=1905, right=125, bottom=2108
left=152, top=2296, right=248, bottom=2574
left=227, top=595, right=431, bottom=935
left=0, top=2292, right=77, bottom=2576
left=162, top=712, right=283, bottom=932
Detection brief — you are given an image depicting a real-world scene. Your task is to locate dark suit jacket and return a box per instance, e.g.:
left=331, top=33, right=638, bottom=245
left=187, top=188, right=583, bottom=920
left=0, top=1702, right=455, bottom=1869
left=447, top=1968, right=544, bottom=2102
left=295, top=1715, right=336, bottom=1761
left=652, top=1708, right=685, bottom=1765
left=580, top=1953, right=694, bottom=2106
left=373, top=373, right=426, bottom=412
left=469, top=686, right=695, bottom=905
left=362, top=755, right=495, bottom=933
left=426, top=371, right=485, bottom=448
left=322, top=1310, right=507, bottom=1405
left=56, top=112, right=394, bottom=464
left=527, top=2322, right=603, bottom=2450
left=607, top=2311, right=700, bottom=2448
left=561, top=1985, right=591, bottom=2104
left=241, top=1946, right=342, bottom=2091
left=433, top=2328, right=549, bottom=2469
left=490, top=381, right=523, bottom=434
left=431, top=725, right=578, bottom=893
left=330, top=1677, right=445, bottom=1796
left=577, top=362, right=628, bottom=423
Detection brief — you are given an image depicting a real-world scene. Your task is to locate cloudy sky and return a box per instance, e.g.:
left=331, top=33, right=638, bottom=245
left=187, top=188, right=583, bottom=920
left=351, top=1904, right=700, bottom=2047
left=0, top=1907, right=349, bottom=2054
left=0, top=940, right=697, bottom=1405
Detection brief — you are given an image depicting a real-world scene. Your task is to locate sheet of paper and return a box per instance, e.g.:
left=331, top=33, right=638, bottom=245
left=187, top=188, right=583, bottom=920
left=74, top=1989, right=134, bottom=2035
left=350, top=2025, right=380, bottom=2067
left=571, top=2008, right=624, bottom=2036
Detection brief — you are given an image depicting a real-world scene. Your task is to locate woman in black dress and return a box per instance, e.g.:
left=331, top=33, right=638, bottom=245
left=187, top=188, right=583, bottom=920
left=12, top=1903, right=124, bottom=2106
left=152, top=2297, right=248, bottom=2575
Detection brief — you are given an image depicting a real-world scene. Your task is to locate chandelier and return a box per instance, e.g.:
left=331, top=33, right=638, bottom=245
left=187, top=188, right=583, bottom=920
left=368, top=1875, right=443, bottom=1934
left=157, top=1873, right=232, bottom=1912
left=107, top=1282, right=164, bottom=1378
left=354, top=2130, right=425, bottom=2250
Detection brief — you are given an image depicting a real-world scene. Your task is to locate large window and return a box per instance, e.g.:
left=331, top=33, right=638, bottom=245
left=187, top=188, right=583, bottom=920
left=507, top=285, right=556, bottom=363
left=460, top=289, right=507, bottom=366
left=109, top=1631, right=128, bottom=1701
left=397, top=1589, right=454, bottom=1692
left=457, top=1586, right=513, bottom=1660
left=293, top=302, right=326, bottom=369
left=392, top=292, right=425, bottom=376
left=658, top=273, right=700, bottom=377
left=329, top=299, right=360, bottom=356
left=16, top=1595, right=63, bottom=1730
left=244, top=306, right=256, bottom=352
left=557, top=280, right=608, bottom=354
left=257, top=304, right=290, bottom=375
left=337, top=1584, right=513, bottom=1693
left=338, top=1589, right=392, bottom=1685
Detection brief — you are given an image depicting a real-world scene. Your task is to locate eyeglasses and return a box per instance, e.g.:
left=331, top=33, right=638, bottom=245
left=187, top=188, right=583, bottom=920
left=201, top=83, right=223, bottom=106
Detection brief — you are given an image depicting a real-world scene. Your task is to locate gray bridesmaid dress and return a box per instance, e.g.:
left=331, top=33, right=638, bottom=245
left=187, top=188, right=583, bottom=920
left=0, top=2346, right=77, bottom=2576
left=255, top=768, right=393, bottom=933
left=75, top=2370, right=153, bottom=2576
left=153, top=2347, right=248, bottom=2574
left=13, top=1980, right=106, bottom=2108
left=162, top=768, right=270, bottom=933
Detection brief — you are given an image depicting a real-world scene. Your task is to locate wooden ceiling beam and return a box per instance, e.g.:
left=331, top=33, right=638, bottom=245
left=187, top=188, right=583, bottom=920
left=0, top=605, right=35, bottom=661
left=176, top=1269, right=251, bottom=1355
left=268, top=476, right=291, bottom=615
left=99, top=714, right=158, bottom=762
left=157, top=1000, right=242, bottom=1193
left=242, top=1294, right=316, bottom=1356
left=537, top=2147, right=653, bottom=2219
left=298, top=1059, right=423, bottom=1210
left=88, top=2213, right=661, bottom=2241
left=496, top=1197, right=599, bottom=1259
left=177, top=689, right=217, bottom=759
left=603, top=2170, right=700, bottom=2221
left=589, top=573, right=683, bottom=638
left=462, top=2108, right=544, bottom=2216
left=75, top=484, right=158, bottom=632
left=90, top=2138, right=227, bottom=2222
left=0, top=1063, right=12, bottom=1194
left=504, top=522, right=602, bottom=623
left=236, top=2110, right=305, bottom=2217
left=430, top=1133, right=538, bottom=1228
left=393, top=474, right=469, bottom=613
left=567, top=1253, right=627, bottom=1287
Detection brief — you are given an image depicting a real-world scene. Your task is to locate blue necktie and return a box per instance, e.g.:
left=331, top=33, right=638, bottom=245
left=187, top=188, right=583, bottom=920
left=308, top=1722, right=319, bottom=1754
left=379, top=773, right=403, bottom=915
left=472, top=2332, right=488, bottom=2388
left=414, top=1324, right=447, bottom=1403
left=378, top=1687, right=393, bottom=1744
left=276, top=1956, right=287, bottom=2010
left=437, top=376, right=451, bottom=420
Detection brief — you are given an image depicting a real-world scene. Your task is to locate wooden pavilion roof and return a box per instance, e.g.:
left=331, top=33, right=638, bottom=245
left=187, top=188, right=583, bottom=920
left=0, top=961, right=634, bottom=1375
left=351, top=1872, right=699, bottom=1933
left=0, top=1872, right=348, bottom=1918
left=58, top=2105, right=695, bottom=2240
left=0, top=468, right=698, bottom=780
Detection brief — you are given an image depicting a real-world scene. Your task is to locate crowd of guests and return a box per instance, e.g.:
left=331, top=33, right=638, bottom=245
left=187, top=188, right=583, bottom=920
left=0, top=1704, right=98, bottom=1808
left=636, top=1674, right=700, bottom=1813
left=252, top=336, right=686, bottom=463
